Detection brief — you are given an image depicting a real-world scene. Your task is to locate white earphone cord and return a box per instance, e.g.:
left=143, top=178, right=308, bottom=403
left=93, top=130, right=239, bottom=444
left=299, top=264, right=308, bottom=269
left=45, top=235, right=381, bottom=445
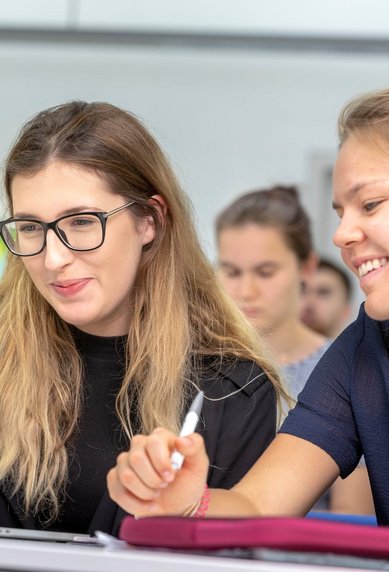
left=189, top=371, right=266, bottom=401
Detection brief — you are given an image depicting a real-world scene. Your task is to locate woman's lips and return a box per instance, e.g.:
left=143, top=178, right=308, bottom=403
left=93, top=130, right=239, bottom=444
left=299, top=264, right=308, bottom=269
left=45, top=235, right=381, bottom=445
left=51, top=278, right=91, bottom=297
left=358, top=262, right=388, bottom=294
left=242, top=307, right=260, bottom=318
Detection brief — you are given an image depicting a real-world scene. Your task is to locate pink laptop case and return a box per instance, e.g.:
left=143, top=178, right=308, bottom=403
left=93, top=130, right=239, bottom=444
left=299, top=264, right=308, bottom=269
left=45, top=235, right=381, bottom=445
left=119, top=516, right=388, bottom=559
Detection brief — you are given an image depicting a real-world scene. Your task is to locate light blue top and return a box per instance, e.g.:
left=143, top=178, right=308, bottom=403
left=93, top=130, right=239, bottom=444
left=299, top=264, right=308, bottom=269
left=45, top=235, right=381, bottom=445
left=283, top=340, right=332, bottom=402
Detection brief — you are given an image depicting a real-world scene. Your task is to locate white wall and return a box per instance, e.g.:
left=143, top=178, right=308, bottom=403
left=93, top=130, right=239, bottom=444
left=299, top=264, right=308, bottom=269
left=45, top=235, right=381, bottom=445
left=3, top=0, right=389, bottom=36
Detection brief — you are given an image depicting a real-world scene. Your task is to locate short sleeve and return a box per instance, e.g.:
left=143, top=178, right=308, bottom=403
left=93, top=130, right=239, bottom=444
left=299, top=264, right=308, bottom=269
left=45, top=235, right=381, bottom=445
left=280, top=332, right=363, bottom=478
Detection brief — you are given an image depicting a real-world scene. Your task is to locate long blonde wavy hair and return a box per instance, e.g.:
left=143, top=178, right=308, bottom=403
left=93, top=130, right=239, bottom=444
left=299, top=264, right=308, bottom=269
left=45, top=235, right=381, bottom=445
left=0, top=101, right=286, bottom=520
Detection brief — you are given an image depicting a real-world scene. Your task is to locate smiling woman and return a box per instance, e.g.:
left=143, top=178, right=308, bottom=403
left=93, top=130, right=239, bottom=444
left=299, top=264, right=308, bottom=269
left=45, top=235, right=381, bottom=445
left=0, top=101, right=288, bottom=535
left=332, top=133, right=389, bottom=322
left=9, top=163, right=148, bottom=336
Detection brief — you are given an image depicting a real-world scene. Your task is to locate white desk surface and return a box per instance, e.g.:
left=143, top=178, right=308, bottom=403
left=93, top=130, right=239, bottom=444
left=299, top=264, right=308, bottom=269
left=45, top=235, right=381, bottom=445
left=0, top=538, right=380, bottom=572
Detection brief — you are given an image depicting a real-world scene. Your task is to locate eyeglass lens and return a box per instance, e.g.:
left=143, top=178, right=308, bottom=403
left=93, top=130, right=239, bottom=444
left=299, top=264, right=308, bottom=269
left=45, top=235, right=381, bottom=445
left=2, top=214, right=104, bottom=255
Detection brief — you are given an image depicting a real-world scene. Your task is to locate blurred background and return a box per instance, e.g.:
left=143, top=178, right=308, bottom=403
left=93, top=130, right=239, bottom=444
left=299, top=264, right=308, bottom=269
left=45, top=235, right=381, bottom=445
left=1, top=0, right=389, bottom=310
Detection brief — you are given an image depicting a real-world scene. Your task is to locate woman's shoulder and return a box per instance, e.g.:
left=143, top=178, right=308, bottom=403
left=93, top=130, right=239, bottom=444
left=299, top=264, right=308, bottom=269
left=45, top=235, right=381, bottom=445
left=197, top=356, right=271, bottom=398
left=302, top=304, right=383, bottom=383
left=330, top=303, right=381, bottom=351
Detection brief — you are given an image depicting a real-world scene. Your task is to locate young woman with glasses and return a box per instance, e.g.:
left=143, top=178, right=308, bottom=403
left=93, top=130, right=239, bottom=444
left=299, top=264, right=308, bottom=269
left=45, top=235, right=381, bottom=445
left=0, top=101, right=287, bottom=534
left=108, top=87, right=389, bottom=525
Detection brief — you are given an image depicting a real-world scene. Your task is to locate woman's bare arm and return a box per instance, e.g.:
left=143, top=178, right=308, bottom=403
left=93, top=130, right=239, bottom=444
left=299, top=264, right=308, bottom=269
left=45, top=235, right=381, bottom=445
left=329, top=468, right=375, bottom=515
left=108, top=430, right=340, bottom=518
left=208, top=434, right=340, bottom=517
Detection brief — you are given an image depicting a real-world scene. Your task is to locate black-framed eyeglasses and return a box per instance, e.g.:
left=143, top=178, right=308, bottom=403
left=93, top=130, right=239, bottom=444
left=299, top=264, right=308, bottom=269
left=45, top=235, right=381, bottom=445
left=0, top=201, right=135, bottom=257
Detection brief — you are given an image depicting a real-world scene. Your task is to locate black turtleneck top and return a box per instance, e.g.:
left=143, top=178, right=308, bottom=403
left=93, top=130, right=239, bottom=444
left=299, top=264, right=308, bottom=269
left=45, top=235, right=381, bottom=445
left=19, top=333, right=275, bottom=534
left=47, top=329, right=129, bottom=533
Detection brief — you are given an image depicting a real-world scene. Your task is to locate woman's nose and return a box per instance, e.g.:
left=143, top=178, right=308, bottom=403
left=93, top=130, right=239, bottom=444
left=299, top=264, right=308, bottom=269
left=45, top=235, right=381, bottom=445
left=333, top=213, right=364, bottom=250
left=43, top=229, right=74, bottom=269
left=238, top=274, right=257, bottom=300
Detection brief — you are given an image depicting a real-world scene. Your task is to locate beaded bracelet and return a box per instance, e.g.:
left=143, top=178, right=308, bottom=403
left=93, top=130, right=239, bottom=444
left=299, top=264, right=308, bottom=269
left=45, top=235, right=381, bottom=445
left=193, top=484, right=210, bottom=518
left=182, top=484, right=210, bottom=518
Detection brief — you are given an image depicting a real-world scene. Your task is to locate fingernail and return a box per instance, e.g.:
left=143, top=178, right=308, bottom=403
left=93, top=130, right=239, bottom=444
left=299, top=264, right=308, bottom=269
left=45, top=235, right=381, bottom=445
left=162, top=470, right=174, bottom=482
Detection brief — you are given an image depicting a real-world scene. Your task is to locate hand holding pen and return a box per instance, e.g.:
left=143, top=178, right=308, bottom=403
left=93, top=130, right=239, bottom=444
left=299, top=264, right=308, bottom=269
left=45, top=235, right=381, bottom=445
left=107, top=389, right=208, bottom=517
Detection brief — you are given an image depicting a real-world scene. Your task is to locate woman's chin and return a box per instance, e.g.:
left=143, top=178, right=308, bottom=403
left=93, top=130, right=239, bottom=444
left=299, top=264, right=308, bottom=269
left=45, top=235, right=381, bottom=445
left=364, top=298, right=389, bottom=322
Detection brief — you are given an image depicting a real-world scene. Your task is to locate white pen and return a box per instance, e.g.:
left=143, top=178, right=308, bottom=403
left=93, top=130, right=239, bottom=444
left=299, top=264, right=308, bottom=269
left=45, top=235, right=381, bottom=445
left=170, top=390, right=204, bottom=471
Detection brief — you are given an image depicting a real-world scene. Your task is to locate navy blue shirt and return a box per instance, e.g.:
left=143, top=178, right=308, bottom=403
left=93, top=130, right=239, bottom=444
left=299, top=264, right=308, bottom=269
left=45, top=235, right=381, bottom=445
left=280, top=304, right=389, bottom=524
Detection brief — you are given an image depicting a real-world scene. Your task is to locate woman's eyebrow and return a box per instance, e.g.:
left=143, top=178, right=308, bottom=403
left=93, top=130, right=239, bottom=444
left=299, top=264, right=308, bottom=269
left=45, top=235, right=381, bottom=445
left=332, top=179, right=387, bottom=210
left=12, top=205, right=100, bottom=219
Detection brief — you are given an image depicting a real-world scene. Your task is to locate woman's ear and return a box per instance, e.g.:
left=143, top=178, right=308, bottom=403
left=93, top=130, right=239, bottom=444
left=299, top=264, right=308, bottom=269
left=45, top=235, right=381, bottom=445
left=149, top=194, right=168, bottom=219
left=140, top=194, right=168, bottom=246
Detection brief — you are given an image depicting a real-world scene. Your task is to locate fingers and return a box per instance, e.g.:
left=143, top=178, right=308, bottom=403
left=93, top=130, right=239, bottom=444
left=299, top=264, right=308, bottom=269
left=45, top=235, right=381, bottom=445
left=116, top=450, right=163, bottom=500
left=107, top=431, right=167, bottom=517
left=118, top=430, right=173, bottom=497
left=107, top=427, right=209, bottom=517
left=108, top=428, right=175, bottom=513
left=129, top=432, right=173, bottom=489
left=107, top=465, right=160, bottom=517
left=175, top=432, right=209, bottom=474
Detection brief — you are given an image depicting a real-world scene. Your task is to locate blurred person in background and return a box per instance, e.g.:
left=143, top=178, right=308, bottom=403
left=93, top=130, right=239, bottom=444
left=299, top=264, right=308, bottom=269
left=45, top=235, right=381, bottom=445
left=300, top=257, right=353, bottom=339
left=215, top=186, right=329, bottom=403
